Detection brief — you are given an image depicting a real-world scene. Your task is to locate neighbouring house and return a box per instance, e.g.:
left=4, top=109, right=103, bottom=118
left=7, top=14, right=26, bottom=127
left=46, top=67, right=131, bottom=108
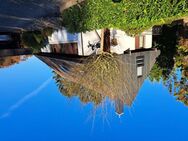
left=37, top=49, right=160, bottom=117
left=153, top=18, right=188, bottom=36
left=152, top=19, right=188, bottom=47
left=41, top=28, right=153, bottom=56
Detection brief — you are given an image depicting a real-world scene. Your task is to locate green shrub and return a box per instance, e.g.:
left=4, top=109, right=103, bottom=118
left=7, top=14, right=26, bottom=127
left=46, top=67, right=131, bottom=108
left=62, top=0, right=188, bottom=35
left=22, top=27, right=54, bottom=52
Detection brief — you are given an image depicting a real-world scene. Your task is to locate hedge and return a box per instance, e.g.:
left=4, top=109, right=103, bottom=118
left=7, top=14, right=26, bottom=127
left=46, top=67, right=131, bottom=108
left=62, top=0, right=188, bottom=35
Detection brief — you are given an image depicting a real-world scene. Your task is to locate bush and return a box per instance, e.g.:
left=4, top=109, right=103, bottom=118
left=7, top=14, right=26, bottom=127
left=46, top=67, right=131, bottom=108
left=62, top=0, right=188, bottom=35
left=21, top=28, right=54, bottom=52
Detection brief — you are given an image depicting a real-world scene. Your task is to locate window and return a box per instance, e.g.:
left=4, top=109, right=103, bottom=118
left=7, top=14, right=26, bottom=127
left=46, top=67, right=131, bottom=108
left=137, top=66, right=143, bottom=77
left=136, top=56, right=144, bottom=77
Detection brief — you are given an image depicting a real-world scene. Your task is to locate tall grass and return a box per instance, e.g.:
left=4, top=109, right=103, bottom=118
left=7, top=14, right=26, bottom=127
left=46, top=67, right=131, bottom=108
left=54, top=53, right=135, bottom=106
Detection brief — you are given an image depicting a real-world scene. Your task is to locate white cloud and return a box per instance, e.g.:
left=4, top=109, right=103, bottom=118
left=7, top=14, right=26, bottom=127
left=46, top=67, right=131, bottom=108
left=0, top=77, right=52, bottom=119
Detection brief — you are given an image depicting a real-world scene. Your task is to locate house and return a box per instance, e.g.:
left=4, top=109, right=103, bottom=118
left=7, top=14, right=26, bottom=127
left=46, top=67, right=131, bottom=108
left=41, top=28, right=153, bottom=56
left=115, top=98, right=124, bottom=118
left=37, top=49, right=160, bottom=117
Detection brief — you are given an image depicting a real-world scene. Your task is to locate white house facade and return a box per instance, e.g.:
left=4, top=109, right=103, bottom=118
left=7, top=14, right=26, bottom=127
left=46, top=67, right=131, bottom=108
left=41, top=28, right=153, bottom=56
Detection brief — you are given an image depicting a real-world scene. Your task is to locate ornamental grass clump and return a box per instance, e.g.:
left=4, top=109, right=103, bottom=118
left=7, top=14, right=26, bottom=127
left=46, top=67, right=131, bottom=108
left=70, top=53, right=122, bottom=96
left=54, top=53, right=134, bottom=105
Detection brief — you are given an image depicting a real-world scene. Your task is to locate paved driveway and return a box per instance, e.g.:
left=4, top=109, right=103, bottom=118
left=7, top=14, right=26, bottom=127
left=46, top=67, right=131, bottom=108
left=0, top=0, right=61, bottom=32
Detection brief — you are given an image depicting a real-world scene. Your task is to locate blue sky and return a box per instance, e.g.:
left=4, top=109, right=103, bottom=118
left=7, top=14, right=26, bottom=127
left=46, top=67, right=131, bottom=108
left=0, top=56, right=188, bottom=141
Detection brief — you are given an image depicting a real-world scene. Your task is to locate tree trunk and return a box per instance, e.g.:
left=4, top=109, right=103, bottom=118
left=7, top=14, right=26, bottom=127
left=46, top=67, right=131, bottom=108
left=104, top=28, right=111, bottom=53
left=99, top=28, right=111, bottom=54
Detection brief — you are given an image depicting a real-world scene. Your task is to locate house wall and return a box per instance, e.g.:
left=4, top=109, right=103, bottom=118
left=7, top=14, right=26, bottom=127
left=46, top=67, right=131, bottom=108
left=48, top=28, right=78, bottom=44
left=144, top=35, right=152, bottom=48
left=43, top=28, right=153, bottom=55
left=118, top=50, right=160, bottom=106
left=110, top=30, right=135, bottom=54
left=79, top=30, right=101, bottom=56
left=48, top=29, right=100, bottom=56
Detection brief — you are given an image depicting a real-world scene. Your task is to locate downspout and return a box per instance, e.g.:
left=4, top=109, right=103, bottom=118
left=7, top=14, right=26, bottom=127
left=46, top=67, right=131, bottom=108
left=81, top=32, right=84, bottom=56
